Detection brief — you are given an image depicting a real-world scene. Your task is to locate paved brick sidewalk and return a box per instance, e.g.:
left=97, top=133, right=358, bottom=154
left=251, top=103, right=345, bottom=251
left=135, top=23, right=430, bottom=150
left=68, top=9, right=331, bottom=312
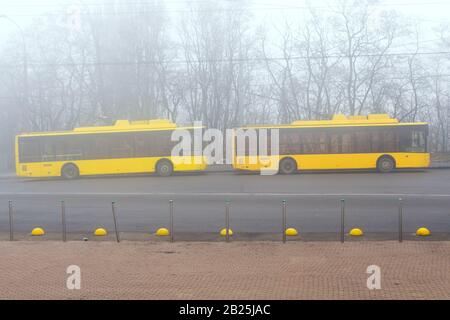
left=0, top=241, right=449, bottom=299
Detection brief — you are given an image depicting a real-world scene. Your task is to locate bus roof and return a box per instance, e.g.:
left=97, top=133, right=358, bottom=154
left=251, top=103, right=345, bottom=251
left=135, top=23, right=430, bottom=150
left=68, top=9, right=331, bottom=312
left=239, top=114, right=428, bottom=129
left=17, top=119, right=203, bottom=137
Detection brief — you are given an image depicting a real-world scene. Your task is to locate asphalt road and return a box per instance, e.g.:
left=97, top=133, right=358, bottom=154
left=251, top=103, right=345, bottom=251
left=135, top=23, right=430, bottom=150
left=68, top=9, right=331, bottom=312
left=0, top=169, right=449, bottom=236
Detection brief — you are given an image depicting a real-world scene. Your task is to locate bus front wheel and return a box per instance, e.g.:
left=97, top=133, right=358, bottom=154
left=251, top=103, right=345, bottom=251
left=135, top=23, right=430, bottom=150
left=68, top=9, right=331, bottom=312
left=279, top=158, right=297, bottom=175
left=61, top=163, right=80, bottom=179
left=156, top=159, right=173, bottom=177
left=377, top=156, right=395, bottom=173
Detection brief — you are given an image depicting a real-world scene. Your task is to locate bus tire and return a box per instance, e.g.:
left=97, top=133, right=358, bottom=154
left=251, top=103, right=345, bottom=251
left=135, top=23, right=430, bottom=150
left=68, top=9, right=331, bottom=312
left=156, top=159, right=173, bottom=177
left=377, top=156, right=395, bottom=173
left=279, top=158, right=297, bottom=175
left=61, top=163, right=80, bottom=179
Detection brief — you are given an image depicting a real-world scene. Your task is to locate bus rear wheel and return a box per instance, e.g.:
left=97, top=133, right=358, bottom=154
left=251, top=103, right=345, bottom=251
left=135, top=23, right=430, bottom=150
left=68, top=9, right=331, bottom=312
left=156, top=159, right=173, bottom=177
left=61, top=163, right=80, bottom=179
left=279, top=158, right=297, bottom=175
left=377, top=156, right=395, bottom=173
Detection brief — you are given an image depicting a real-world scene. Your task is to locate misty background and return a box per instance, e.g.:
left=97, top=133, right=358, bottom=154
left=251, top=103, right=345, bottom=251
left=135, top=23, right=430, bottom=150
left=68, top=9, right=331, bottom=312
left=1, top=0, right=450, bottom=171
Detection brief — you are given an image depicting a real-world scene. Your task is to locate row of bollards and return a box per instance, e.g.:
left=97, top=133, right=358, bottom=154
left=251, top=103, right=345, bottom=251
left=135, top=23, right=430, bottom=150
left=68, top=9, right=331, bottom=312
left=6, top=200, right=122, bottom=243
left=4, top=197, right=430, bottom=242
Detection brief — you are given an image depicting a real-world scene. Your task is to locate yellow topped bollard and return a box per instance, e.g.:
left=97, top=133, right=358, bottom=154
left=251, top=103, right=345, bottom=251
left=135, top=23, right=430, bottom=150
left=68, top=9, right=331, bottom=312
left=94, top=228, right=107, bottom=236
left=285, top=228, right=298, bottom=236
left=416, top=227, right=430, bottom=236
left=156, top=228, right=170, bottom=236
left=220, top=228, right=233, bottom=236
left=349, top=228, right=364, bottom=236
left=31, top=227, right=45, bottom=236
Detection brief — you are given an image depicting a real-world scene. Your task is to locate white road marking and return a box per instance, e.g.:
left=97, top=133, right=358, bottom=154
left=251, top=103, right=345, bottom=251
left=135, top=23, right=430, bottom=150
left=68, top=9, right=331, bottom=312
left=0, top=192, right=450, bottom=197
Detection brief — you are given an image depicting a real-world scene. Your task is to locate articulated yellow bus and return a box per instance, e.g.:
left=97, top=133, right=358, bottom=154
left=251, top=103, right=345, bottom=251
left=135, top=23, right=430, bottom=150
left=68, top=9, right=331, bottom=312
left=232, top=114, right=429, bottom=174
left=16, top=119, right=207, bottom=178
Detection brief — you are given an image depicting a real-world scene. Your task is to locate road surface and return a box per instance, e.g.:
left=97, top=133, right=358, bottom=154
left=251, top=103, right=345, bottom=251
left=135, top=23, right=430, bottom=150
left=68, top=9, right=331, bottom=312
left=0, top=169, right=449, bottom=236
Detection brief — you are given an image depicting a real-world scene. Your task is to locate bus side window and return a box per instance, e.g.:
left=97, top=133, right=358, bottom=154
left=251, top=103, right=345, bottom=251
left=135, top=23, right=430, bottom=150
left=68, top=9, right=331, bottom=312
left=53, top=137, right=66, bottom=160
left=66, top=136, right=84, bottom=160
left=371, top=130, right=383, bottom=152
left=400, top=129, right=426, bottom=152
left=144, top=130, right=173, bottom=157
left=134, top=133, right=147, bottom=157
left=41, top=137, right=55, bottom=161
left=91, top=134, right=111, bottom=159
left=383, top=130, right=398, bottom=152
left=354, top=131, right=370, bottom=153
left=329, top=133, right=339, bottom=154
left=302, top=133, right=314, bottom=154
left=288, top=130, right=302, bottom=154
left=412, top=130, right=426, bottom=152
left=341, top=133, right=353, bottom=153
left=109, top=133, right=134, bottom=158
left=19, top=137, right=41, bottom=163
left=314, top=132, right=327, bottom=153
left=399, top=129, right=412, bottom=152
left=137, top=131, right=159, bottom=157
left=279, top=129, right=292, bottom=155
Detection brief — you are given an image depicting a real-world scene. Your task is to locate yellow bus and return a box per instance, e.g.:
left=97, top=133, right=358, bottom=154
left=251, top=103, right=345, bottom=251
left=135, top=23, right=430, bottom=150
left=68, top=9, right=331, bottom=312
left=232, top=114, right=429, bottom=174
left=16, top=119, right=207, bottom=179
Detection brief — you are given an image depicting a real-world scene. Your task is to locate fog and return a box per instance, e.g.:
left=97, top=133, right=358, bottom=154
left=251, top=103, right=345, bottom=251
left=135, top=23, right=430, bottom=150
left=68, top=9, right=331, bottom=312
left=1, top=0, right=450, bottom=170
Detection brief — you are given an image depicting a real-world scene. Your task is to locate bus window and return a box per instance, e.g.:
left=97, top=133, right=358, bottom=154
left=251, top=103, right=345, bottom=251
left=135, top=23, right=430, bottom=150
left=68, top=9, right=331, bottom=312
left=383, top=130, right=399, bottom=152
left=279, top=132, right=288, bottom=155
left=329, top=133, right=339, bottom=153
left=314, top=132, right=327, bottom=153
left=400, top=128, right=426, bottom=152
left=89, top=134, right=111, bottom=159
left=355, top=131, right=370, bottom=153
left=411, top=130, right=426, bottom=152
left=371, top=130, right=383, bottom=152
left=144, top=130, right=174, bottom=157
left=134, top=133, right=148, bottom=157
left=53, top=137, right=66, bottom=160
left=109, top=133, right=134, bottom=158
left=341, top=132, right=353, bottom=153
left=280, top=129, right=301, bottom=155
left=64, top=136, right=84, bottom=160
left=19, top=137, right=41, bottom=163
left=288, top=129, right=302, bottom=154
left=302, top=133, right=314, bottom=154
left=41, top=137, right=56, bottom=161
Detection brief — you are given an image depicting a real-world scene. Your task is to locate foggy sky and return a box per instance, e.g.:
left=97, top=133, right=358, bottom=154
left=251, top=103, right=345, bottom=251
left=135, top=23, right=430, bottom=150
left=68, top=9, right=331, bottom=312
left=1, top=0, right=450, bottom=47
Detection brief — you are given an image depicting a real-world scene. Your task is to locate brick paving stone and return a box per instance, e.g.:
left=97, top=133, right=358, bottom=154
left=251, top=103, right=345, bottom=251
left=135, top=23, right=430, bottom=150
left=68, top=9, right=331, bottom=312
left=0, top=241, right=449, bottom=299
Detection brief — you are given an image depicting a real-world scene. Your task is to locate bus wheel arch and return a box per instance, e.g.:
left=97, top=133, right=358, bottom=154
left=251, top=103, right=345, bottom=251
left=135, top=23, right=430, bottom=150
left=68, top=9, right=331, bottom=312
left=278, top=157, right=298, bottom=175
left=155, top=159, right=174, bottom=177
left=61, top=163, right=80, bottom=179
left=377, top=155, right=396, bottom=173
